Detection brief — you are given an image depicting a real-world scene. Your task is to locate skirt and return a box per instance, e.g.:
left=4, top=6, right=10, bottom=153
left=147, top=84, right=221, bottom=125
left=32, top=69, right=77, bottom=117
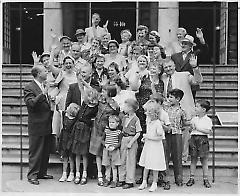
left=71, top=121, right=91, bottom=155
left=89, top=120, right=107, bottom=156
left=139, top=139, right=166, bottom=171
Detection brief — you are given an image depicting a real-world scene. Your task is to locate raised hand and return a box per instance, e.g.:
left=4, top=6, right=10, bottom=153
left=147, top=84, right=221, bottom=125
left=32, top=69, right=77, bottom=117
left=189, top=54, right=198, bottom=67
left=103, top=20, right=109, bottom=29
left=196, top=28, right=203, bottom=39
left=32, top=51, right=39, bottom=63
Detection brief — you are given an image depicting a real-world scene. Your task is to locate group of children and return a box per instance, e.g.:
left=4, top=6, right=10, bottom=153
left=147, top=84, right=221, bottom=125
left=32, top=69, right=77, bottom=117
left=57, top=84, right=213, bottom=192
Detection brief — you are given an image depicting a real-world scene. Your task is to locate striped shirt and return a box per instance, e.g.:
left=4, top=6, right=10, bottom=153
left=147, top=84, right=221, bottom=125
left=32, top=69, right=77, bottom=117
left=104, top=128, right=121, bottom=147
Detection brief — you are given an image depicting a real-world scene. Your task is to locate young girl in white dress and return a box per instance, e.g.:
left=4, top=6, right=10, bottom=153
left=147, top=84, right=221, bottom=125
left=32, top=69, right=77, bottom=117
left=138, top=101, right=166, bottom=192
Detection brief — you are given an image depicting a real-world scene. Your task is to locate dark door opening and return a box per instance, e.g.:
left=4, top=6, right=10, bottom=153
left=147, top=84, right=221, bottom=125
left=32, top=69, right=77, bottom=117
left=179, top=2, right=221, bottom=64
left=91, top=2, right=136, bottom=43
left=10, top=3, right=43, bottom=64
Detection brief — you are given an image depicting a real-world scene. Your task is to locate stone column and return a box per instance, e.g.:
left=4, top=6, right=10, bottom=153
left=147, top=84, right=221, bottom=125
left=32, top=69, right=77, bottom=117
left=43, top=2, right=63, bottom=51
left=158, top=2, right=179, bottom=47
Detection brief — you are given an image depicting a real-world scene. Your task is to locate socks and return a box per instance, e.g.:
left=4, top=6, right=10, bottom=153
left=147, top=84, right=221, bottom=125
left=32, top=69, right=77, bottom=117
left=82, top=171, right=87, bottom=178
left=98, top=172, right=103, bottom=178
left=76, top=172, right=80, bottom=177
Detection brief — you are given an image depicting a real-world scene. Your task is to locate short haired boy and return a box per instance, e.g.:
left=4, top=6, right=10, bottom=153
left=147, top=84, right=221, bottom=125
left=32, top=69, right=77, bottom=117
left=186, top=100, right=212, bottom=188
left=117, top=99, right=142, bottom=189
left=165, top=88, right=188, bottom=186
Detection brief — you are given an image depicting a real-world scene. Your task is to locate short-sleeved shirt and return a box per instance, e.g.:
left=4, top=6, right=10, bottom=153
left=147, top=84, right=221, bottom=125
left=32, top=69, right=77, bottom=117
left=104, top=128, right=121, bottom=147
left=167, top=105, right=187, bottom=134
left=122, top=114, right=142, bottom=136
left=190, top=115, right=212, bottom=136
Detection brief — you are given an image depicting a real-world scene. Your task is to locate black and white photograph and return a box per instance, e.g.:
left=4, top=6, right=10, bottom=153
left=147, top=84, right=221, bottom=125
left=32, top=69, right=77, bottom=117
left=1, top=0, right=238, bottom=194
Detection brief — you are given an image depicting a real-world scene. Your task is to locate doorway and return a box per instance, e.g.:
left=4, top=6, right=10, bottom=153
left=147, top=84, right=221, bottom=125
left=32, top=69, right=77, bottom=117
left=179, top=2, right=221, bottom=64
left=91, top=2, right=136, bottom=43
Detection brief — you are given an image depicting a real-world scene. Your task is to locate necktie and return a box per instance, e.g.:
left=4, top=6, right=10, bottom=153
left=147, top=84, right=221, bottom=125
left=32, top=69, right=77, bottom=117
left=167, top=75, right=172, bottom=95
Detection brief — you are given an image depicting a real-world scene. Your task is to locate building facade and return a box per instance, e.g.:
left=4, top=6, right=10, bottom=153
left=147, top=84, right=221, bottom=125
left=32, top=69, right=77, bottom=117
left=3, top=1, right=238, bottom=64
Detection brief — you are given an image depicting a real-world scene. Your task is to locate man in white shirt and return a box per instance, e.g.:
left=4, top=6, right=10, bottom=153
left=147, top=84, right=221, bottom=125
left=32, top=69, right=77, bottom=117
left=85, top=13, right=108, bottom=44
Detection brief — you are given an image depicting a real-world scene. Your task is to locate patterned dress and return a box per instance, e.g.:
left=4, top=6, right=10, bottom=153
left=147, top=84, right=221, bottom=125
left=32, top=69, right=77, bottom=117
left=58, top=112, right=77, bottom=157
left=89, top=97, right=120, bottom=156
left=69, top=102, right=98, bottom=155
left=135, top=75, right=164, bottom=132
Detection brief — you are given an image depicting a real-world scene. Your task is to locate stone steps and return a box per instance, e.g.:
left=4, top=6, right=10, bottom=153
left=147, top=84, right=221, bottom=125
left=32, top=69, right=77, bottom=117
left=1, top=64, right=238, bottom=168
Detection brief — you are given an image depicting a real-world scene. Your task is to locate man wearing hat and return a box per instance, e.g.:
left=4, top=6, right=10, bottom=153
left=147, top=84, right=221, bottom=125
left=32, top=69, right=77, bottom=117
left=85, top=13, right=109, bottom=44
left=75, top=29, right=91, bottom=52
left=58, top=36, right=72, bottom=66
left=171, top=34, right=201, bottom=163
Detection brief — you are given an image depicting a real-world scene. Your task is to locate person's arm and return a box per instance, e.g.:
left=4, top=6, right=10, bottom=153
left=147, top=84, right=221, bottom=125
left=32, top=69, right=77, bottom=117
left=103, top=20, right=109, bottom=33
left=101, top=131, right=106, bottom=146
left=49, top=46, right=61, bottom=76
left=24, top=85, right=49, bottom=108
left=65, top=84, right=74, bottom=110
left=114, top=132, right=123, bottom=149
left=32, top=51, right=40, bottom=65
left=188, top=55, right=203, bottom=85
left=126, top=118, right=141, bottom=148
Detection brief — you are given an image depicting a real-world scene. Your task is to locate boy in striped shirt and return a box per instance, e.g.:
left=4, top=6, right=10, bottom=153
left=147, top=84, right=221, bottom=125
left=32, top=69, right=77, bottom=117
left=102, top=115, right=122, bottom=188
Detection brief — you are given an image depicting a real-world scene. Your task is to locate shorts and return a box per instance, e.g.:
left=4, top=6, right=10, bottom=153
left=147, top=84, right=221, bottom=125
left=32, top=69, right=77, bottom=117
left=189, top=135, right=209, bottom=159
left=102, top=148, right=121, bottom=166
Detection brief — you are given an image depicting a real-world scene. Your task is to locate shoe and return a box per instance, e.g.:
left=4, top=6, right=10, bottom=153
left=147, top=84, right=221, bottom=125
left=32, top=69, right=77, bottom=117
left=122, top=183, right=134, bottom=189
left=163, top=181, right=171, bottom=190
left=59, top=175, right=67, bottom=182
left=176, top=181, right=183, bottom=186
left=138, top=182, right=147, bottom=190
left=186, top=178, right=195, bottom=186
left=110, top=181, right=117, bottom=188
left=80, top=176, right=87, bottom=185
left=38, top=175, right=53, bottom=179
left=74, top=176, right=81, bottom=184
left=28, top=178, right=39, bottom=185
left=103, top=180, right=110, bottom=187
left=149, top=182, right=157, bottom=192
left=98, top=177, right=104, bottom=186
left=136, top=177, right=143, bottom=184
left=116, top=181, right=125, bottom=187
left=157, top=179, right=165, bottom=187
left=67, top=173, right=75, bottom=182
left=203, top=179, right=211, bottom=188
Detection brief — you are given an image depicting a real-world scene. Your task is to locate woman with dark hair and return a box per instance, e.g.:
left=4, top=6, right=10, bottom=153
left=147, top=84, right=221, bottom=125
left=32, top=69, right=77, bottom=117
left=104, top=40, right=127, bottom=72
left=89, top=85, right=120, bottom=186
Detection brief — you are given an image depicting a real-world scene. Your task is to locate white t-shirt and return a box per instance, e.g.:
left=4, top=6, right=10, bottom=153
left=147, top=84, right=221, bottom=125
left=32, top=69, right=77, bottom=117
left=190, top=115, right=213, bottom=136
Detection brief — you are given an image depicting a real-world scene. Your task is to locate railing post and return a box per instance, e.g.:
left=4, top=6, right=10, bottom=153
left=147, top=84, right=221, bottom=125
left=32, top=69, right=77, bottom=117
left=19, top=3, right=23, bottom=180
left=212, top=4, right=216, bottom=183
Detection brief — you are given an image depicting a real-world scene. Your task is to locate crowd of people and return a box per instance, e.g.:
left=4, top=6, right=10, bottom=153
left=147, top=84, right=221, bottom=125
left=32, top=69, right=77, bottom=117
left=24, top=12, right=213, bottom=192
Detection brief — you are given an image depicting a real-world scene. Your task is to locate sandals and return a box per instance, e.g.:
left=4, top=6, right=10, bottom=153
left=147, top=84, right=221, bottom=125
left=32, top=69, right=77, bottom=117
left=98, top=177, right=104, bottom=186
left=203, top=179, right=211, bottom=188
left=186, top=178, right=195, bottom=186
left=80, top=176, right=87, bottom=185
left=163, top=181, right=171, bottom=190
